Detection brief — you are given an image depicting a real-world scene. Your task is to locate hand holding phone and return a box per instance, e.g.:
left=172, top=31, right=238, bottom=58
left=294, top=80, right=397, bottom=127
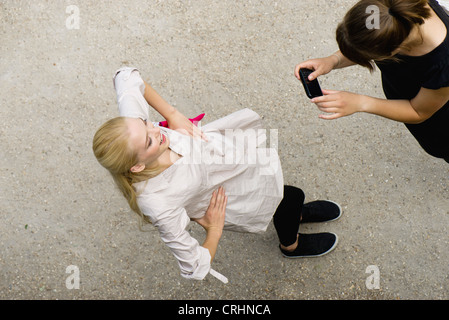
left=299, top=68, right=323, bottom=99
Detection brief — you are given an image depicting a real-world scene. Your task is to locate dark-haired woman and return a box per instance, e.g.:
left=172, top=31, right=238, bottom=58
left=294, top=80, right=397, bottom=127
left=295, top=0, right=449, bottom=163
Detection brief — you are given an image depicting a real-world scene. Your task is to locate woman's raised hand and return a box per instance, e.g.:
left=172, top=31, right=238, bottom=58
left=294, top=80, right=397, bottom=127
left=166, top=109, right=208, bottom=141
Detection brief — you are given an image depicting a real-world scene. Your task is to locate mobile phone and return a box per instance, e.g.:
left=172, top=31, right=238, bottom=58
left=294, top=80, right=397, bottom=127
left=299, top=68, right=323, bottom=99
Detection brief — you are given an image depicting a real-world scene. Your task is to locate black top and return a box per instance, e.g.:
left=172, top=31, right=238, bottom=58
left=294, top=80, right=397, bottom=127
left=374, top=0, right=449, bottom=160
left=375, top=0, right=449, bottom=100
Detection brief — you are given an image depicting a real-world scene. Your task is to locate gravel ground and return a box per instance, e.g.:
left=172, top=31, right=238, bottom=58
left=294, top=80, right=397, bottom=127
left=1, top=0, right=448, bottom=300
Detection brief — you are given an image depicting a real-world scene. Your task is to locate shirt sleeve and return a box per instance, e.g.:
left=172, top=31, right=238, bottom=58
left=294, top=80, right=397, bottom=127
left=112, top=67, right=150, bottom=120
left=142, top=204, right=212, bottom=280
left=422, top=60, right=449, bottom=90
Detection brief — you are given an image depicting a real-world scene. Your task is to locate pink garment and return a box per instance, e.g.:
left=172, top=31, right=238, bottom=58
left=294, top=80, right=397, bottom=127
left=158, top=113, right=205, bottom=128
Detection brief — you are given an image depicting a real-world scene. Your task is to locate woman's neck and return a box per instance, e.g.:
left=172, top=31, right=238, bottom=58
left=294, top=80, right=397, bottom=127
left=152, top=148, right=182, bottom=174
left=399, top=6, right=447, bottom=56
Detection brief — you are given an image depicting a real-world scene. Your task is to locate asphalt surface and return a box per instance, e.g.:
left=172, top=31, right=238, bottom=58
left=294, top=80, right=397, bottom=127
left=1, top=0, right=448, bottom=300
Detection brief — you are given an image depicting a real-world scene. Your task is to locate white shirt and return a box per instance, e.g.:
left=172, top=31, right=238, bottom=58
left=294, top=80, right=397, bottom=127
left=113, top=67, right=284, bottom=282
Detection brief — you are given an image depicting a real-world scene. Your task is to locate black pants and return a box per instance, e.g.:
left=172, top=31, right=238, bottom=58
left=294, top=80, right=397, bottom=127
left=273, top=185, right=305, bottom=247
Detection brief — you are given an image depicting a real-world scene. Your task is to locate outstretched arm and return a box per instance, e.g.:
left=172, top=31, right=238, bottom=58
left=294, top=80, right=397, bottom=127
left=143, top=80, right=207, bottom=140
left=312, top=86, right=449, bottom=123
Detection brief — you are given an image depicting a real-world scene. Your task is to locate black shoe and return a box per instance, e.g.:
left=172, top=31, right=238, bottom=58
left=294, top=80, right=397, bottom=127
left=280, top=232, right=338, bottom=258
left=301, top=200, right=342, bottom=223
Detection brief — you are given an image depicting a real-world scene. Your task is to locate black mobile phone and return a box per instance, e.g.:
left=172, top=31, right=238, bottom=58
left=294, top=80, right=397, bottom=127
left=299, top=68, right=323, bottom=99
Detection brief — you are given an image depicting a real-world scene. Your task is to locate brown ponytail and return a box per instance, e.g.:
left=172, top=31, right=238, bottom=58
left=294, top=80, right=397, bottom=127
left=336, top=0, right=431, bottom=71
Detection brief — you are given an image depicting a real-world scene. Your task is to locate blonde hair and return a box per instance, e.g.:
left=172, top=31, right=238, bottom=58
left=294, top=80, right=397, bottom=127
left=92, top=117, right=159, bottom=226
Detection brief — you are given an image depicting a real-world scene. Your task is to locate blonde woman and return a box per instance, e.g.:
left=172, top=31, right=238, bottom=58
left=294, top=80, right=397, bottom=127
left=92, top=67, right=341, bottom=282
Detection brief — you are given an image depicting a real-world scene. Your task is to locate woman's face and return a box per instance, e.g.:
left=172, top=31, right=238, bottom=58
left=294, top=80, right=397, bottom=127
left=125, top=118, right=169, bottom=172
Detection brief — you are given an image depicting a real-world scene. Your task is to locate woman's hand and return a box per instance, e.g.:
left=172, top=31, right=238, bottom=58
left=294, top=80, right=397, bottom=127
left=193, top=187, right=227, bottom=262
left=193, top=187, right=227, bottom=235
left=166, top=109, right=208, bottom=141
left=294, top=55, right=338, bottom=81
left=311, top=89, right=367, bottom=120
left=142, top=80, right=207, bottom=140
left=313, top=86, right=449, bottom=123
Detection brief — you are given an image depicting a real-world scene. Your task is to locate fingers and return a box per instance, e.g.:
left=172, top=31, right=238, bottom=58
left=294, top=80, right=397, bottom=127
left=307, top=70, right=322, bottom=81
left=185, top=118, right=208, bottom=142
left=192, top=126, right=208, bottom=142
left=194, top=187, right=227, bottom=230
left=294, top=64, right=302, bottom=79
left=294, top=62, right=316, bottom=80
left=209, top=187, right=227, bottom=209
left=205, top=187, right=227, bottom=228
left=310, top=90, right=343, bottom=120
left=311, top=89, right=340, bottom=104
left=321, top=89, right=339, bottom=95
left=216, top=187, right=227, bottom=214
left=319, top=113, right=342, bottom=120
left=175, top=122, right=208, bottom=141
left=295, top=56, right=335, bottom=81
left=209, top=190, right=217, bottom=207
left=295, top=60, right=326, bottom=81
left=216, top=187, right=227, bottom=208
left=315, top=100, right=341, bottom=113
left=221, top=193, right=228, bottom=211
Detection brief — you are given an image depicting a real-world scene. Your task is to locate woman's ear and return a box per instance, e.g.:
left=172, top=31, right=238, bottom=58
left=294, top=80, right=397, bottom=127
left=130, top=163, right=145, bottom=173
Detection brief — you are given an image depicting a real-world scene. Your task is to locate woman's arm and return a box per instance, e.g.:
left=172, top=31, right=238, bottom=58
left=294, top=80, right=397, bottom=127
left=330, top=50, right=356, bottom=70
left=142, top=80, right=177, bottom=120
left=312, top=86, right=449, bottom=124
left=193, top=187, right=227, bottom=262
left=143, top=80, right=207, bottom=140
left=143, top=194, right=225, bottom=280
